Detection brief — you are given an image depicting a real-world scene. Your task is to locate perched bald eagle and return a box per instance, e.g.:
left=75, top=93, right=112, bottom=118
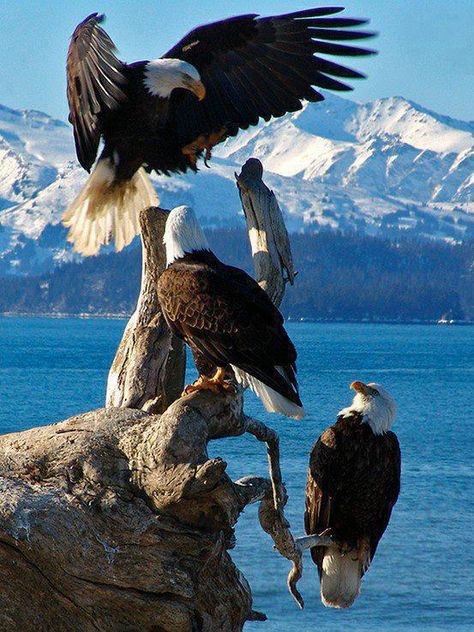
left=157, top=206, right=305, bottom=419
left=63, top=8, right=374, bottom=255
left=305, top=381, right=400, bottom=608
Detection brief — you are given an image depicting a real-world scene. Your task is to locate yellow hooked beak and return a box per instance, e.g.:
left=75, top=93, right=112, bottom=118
left=350, top=381, right=371, bottom=395
left=188, top=79, right=206, bottom=101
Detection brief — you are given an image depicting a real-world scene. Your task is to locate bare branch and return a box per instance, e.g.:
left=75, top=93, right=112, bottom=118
left=236, top=158, right=295, bottom=307
left=106, top=206, right=185, bottom=413
left=295, top=531, right=335, bottom=552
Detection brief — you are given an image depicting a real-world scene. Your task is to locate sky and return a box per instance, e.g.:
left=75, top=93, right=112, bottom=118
left=0, top=0, right=472, bottom=122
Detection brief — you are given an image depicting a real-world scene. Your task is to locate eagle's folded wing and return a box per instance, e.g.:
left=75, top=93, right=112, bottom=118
left=158, top=263, right=299, bottom=402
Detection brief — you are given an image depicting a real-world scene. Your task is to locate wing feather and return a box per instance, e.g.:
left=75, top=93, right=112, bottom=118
left=67, top=13, right=126, bottom=171
left=369, top=432, right=401, bottom=560
left=162, top=8, right=375, bottom=147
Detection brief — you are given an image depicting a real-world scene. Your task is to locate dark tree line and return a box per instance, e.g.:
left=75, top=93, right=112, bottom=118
left=0, top=229, right=472, bottom=322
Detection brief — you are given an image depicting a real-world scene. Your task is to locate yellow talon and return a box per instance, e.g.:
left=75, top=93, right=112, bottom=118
left=181, top=367, right=235, bottom=397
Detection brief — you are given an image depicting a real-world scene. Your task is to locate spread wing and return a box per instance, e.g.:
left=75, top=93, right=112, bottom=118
left=305, top=417, right=401, bottom=572
left=157, top=260, right=300, bottom=404
left=66, top=13, right=127, bottom=171
left=163, top=7, right=374, bottom=146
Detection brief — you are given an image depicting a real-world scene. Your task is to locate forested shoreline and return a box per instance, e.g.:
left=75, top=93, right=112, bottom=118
left=1, top=229, right=472, bottom=322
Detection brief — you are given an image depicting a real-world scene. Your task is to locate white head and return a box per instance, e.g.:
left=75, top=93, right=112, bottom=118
left=339, top=381, right=396, bottom=435
left=163, top=205, right=209, bottom=266
left=144, top=58, right=206, bottom=100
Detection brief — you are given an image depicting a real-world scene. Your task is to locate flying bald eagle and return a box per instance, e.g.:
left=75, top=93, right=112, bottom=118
left=63, top=8, right=374, bottom=255
left=157, top=206, right=305, bottom=419
left=305, top=381, right=400, bottom=608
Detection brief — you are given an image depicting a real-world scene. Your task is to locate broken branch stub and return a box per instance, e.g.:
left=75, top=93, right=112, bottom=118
left=105, top=206, right=185, bottom=414
left=236, top=158, right=295, bottom=307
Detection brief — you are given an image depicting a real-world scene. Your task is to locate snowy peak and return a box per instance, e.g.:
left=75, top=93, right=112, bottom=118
left=0, top=104, right=72, bottom=166
left=218, top=93, right=473, bottom=205
left=350, top=96, right=474, bottom=154
left=221, top=94, right=473, bottom=167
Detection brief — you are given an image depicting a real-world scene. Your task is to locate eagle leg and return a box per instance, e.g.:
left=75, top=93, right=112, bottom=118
left=339, top=541, right=356, bottom=557
left=185, top=153, right=198, bottom=170
left=208, top=367, right=235, bottom=391
left=182, top=368, right=235, bottom=396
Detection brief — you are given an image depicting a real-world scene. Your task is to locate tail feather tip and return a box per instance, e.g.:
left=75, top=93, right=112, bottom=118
left=62, top=158, right=158, bottom=256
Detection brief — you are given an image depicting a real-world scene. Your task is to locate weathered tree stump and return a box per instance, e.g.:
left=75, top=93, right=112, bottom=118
left=106, top=206, right=186, bottom=414
left=107, top=158, right=295, bottom=411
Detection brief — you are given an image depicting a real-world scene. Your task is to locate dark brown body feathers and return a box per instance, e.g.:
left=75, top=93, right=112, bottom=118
left=157, top=250, right=302, bottom=407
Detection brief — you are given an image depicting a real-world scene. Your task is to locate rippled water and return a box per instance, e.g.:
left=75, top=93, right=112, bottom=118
left=0, top=318, right=473, bottom=630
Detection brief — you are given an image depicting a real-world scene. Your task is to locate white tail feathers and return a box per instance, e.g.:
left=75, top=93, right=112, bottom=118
left=231, top=365, right=305, bottom=419
left=320, top=545, right=365, bottom=608
left=62, top=158, right=159, bottom=256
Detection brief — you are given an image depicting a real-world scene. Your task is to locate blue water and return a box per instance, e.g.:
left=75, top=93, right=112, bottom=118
left=0, top=318, right=473, bottom=631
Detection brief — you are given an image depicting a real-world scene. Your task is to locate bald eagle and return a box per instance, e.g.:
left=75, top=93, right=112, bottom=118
left=305, top=381, right=400, bottom=608
left=156, top=206, right=305, bottom=419
left=63, top=8, right=373, bottom=255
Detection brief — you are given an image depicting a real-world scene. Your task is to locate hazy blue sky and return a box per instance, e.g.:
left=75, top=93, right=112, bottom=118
left=0, top=1, right=472, bottom=121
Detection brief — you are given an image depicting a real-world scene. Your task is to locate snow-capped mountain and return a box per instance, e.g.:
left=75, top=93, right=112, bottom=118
left=0, top=94, right=472, bottom=275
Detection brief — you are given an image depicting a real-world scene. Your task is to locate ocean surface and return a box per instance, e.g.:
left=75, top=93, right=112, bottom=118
left=0, top=318, right=473, bottom=631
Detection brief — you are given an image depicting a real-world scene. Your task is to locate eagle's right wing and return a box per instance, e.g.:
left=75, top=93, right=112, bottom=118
left=368, top=431, right=401, bottom=561
left=66, top=13, right=126, bottom=171
left=305, top=426, right=340, bottom=574
left=163, top=7, right=374, bottom=149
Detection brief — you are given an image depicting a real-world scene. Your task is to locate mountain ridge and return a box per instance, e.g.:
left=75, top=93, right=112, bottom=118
left=0, top=92, right=472, bottom=276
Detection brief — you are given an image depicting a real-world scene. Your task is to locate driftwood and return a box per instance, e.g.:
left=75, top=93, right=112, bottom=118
left=236, top=158, right=295, bottom=307
left=0, top=391, right=324, bottom=629
left=0, top=159, right=326, bottom=630
left=106, top=207, right=186, bottom=414
left=0, top=398, right=259, bottom=630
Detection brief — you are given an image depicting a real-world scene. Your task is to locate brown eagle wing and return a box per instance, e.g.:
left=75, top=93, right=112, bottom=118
left=66, top=13, right=126, bottom=171
left=157, top=260, right=299, bottom=402
left=305, top=426, right=339, bottom=574
left=163, top=7, right=374, bottom=148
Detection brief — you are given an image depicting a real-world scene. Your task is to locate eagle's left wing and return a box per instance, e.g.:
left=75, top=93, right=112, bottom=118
left=162, top=7, right=374, bottom=148
left=66, top=13, right=127, bottom=171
